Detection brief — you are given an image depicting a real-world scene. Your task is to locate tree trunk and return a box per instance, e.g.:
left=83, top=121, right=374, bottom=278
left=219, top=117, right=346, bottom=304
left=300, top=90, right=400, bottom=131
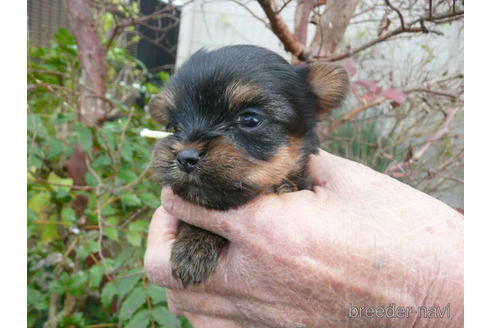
left=65, top=0, right=109, bottom=128
left=308, top=0, right=361, bottom=58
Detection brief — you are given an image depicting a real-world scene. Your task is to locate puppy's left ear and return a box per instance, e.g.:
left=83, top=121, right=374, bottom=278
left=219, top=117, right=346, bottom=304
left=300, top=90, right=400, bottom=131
left=148, top=89, right=173, bottom=126
left=306, top=62, right=349, bottom=116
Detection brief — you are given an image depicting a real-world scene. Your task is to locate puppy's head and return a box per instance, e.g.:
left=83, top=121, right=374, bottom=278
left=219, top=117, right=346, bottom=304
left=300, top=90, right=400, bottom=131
left=150, top=46, right=348, bottom=210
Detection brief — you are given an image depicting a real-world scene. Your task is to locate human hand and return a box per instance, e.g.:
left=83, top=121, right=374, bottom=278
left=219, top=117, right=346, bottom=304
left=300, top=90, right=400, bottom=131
left=144, top=150, right=463, bottom=328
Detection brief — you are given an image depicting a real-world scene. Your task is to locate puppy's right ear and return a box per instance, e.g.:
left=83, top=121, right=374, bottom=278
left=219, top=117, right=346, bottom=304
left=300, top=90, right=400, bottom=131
left=306, top=62, right=349, bottom=116
left=148, top=89, right=173, bottom=126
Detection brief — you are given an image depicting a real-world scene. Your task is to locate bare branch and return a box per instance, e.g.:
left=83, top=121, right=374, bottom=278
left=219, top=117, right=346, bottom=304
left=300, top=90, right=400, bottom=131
left=404, top=88, right=458, bottom=100
left=318, top=97, right=387, bottom=141
left=384, top=0, right=405, bottom=29
left=257, top=0, right=307, bottom=60
left=276, top=0, right=295, bottom=14
left=386, top=107, right=460, bottom=177
left=294, top=0, right=324, bottom=47
left=231, top=0, right=269, bottom=28
left=319, top=9, right=463, bottom=62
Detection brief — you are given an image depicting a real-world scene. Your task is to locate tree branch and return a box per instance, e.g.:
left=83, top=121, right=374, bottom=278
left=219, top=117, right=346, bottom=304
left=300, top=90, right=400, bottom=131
left=386, top=107, right=460, bottom=177
left=384, top=0, right=405, bottom=29
left=308, top=0, right=361, bottom=58
left=318, top=97, right=387, bottom=141
left=294, top=0, right=324, bottom=47
left=66, top=0, right=110, bottom=127
left=404, top=88, right=458, bottom=100
left=257, top=0, right=307, bottom=60
left=320, top=9, right=463, bottom=62
left=230, top=0, right=269, bottom=28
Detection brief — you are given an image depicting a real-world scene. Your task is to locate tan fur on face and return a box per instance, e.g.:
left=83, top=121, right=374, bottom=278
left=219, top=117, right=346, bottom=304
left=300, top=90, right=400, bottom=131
left=149, top=88, right=175, bottom=125
left=203, top=137, right=303, bottom=189
left=307, top=62, right=349, bottom=115
left=225, top=81, right=263, bottom=111
left=174, top=141, right=207, bottom=154
left=245, top=137, right=303, bottom=187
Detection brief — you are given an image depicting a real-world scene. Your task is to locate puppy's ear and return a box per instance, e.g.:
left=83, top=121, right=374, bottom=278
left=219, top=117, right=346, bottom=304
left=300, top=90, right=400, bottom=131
left=307, top=62, right=349, bottom=115
left=148, top=89, right=174, bottom=126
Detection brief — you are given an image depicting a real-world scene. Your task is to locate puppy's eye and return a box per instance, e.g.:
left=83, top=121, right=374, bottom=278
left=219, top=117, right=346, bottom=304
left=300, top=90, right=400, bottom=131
left=238, top=113, right=262, bottom=129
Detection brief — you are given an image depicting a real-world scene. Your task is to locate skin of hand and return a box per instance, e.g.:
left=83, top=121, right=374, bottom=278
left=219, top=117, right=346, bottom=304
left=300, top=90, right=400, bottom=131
left=144, top=150, right=463, bottom=328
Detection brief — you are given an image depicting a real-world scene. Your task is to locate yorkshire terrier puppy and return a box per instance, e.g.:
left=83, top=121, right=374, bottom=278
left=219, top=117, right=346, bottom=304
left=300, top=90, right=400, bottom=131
left=150, top=45, right=348, bottom=286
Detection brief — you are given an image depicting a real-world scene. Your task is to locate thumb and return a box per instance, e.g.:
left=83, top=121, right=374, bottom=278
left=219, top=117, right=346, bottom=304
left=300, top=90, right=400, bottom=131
left=144, top=206, right=180, bottom=288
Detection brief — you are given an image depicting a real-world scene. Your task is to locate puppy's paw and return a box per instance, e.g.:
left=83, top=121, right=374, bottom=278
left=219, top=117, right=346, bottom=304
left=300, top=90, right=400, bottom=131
left=170, top=223, right=227, bottom=286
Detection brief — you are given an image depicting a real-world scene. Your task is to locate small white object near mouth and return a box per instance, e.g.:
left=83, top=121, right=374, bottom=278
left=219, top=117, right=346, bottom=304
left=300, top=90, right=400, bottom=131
left=140, top=128, right=172, bottom=139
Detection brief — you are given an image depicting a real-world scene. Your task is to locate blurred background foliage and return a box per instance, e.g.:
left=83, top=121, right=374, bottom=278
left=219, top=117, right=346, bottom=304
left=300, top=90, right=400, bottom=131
left=27, top=27, right=190, bottom=327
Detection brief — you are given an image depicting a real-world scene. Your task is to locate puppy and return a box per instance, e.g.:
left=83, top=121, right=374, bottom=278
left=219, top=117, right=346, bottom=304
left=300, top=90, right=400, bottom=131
left=150, top=45, right=348, bottom=286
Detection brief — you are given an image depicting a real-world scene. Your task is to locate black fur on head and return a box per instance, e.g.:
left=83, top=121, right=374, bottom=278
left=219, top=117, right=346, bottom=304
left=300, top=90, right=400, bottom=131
left=150, top=45, right=348, bottom=210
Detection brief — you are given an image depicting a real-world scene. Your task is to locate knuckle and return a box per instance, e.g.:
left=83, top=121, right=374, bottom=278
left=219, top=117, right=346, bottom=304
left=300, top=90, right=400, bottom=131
left=168, top=290, right=191, bottom=313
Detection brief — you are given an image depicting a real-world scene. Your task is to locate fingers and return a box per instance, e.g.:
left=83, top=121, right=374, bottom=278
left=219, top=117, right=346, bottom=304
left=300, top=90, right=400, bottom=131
left=144, top=206, right=181, bottom=288
left=144, top=206, right=235, bottom=290
left=161, top=187, right=255, bottom=240
left=167, top=289, right=238, bottom=319
left=308, top=149, right=386, bottom=198
left=308, top=149, right=354, bottom=188
left=162, top=184, right=334, bottom=243
left=184, top=313, right=245, bottom=328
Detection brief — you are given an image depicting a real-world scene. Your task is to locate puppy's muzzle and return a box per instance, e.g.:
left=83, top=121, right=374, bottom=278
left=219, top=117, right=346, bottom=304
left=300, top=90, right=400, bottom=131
left=176, top=149, right=200, bottom=173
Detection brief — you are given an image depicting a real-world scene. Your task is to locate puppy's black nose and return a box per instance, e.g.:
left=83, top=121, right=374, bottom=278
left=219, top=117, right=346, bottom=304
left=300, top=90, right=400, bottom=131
left=176, top=149, right=200, bottom=173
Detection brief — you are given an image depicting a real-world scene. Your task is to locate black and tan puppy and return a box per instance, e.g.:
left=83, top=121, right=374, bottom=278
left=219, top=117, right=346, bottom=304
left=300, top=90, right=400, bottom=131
left=150, top=45, right=348, bottom=286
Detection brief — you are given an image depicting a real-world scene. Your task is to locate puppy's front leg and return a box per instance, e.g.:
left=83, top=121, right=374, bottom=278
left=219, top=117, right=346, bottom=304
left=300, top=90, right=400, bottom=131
left=171, top=222, right=227, bottom=286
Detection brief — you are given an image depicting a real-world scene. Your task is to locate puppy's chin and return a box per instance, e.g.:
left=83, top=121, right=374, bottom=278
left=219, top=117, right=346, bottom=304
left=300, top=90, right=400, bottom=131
left=165, top=174, right=261, bottom=210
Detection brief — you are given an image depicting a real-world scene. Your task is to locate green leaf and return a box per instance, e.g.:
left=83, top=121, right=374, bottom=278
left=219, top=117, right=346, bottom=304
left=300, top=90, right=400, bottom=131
left=68, top=271, right=88, bottom=296
left=48, top=279, right=65, bottom=295
left=59, top=312, right=85, bottom=327
left=27, top=287, right=43, bottom=308
left=119, top=287, right=147, bottom=322
left=61, top=206, right=77, bottom=223
left=118, top=168, right=138, bottom=184
left=147, top=285, right=167, bottom=304
left=92, top=155, right=112, bottom=169
left=158, top=71, right=170, bottom=82
left=27, top=113, right=48, bottom=137
left=76, top=240, right=99, bottom=260
left=126, top=231, right=142, bottom=247
left=98, top=124, right=117, bottom=150
left=104, top=219, right=119, bottom=241
left=102, top=204, right=118, bottom=216
left=78, top=126, right=93, bottom=156
left=102, top=13, right=115, bottom=32
left=141, top=193, right=160, bottom=208
left=41, top=214, right=60, bottom=244
left=85, top=171, right=98, bottom=187
left=54, top=28, right=76, bottom=45
left=120, top=193, right=142, bottom=207
left=121, top=141, right=133, bottom=162
left=126, top=309, right=150, bottom=328
left=128, top=220, right=147, bottom=233
left=144, top=82, right=160, bottom=95
left=46, top=138, right=64, bottom=159
left=28, top=287, right=49, bottom=311
left=151, top=306, right=180, bottom=328
left=89, top=264, right=105, bottom=289
left=48, top=171, right=73, bottom=193
left=115, top=273, right=141, bottom=299
left=101, top=281, right=117, bottom=308
left=28, top=192, right=51, bottom=217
